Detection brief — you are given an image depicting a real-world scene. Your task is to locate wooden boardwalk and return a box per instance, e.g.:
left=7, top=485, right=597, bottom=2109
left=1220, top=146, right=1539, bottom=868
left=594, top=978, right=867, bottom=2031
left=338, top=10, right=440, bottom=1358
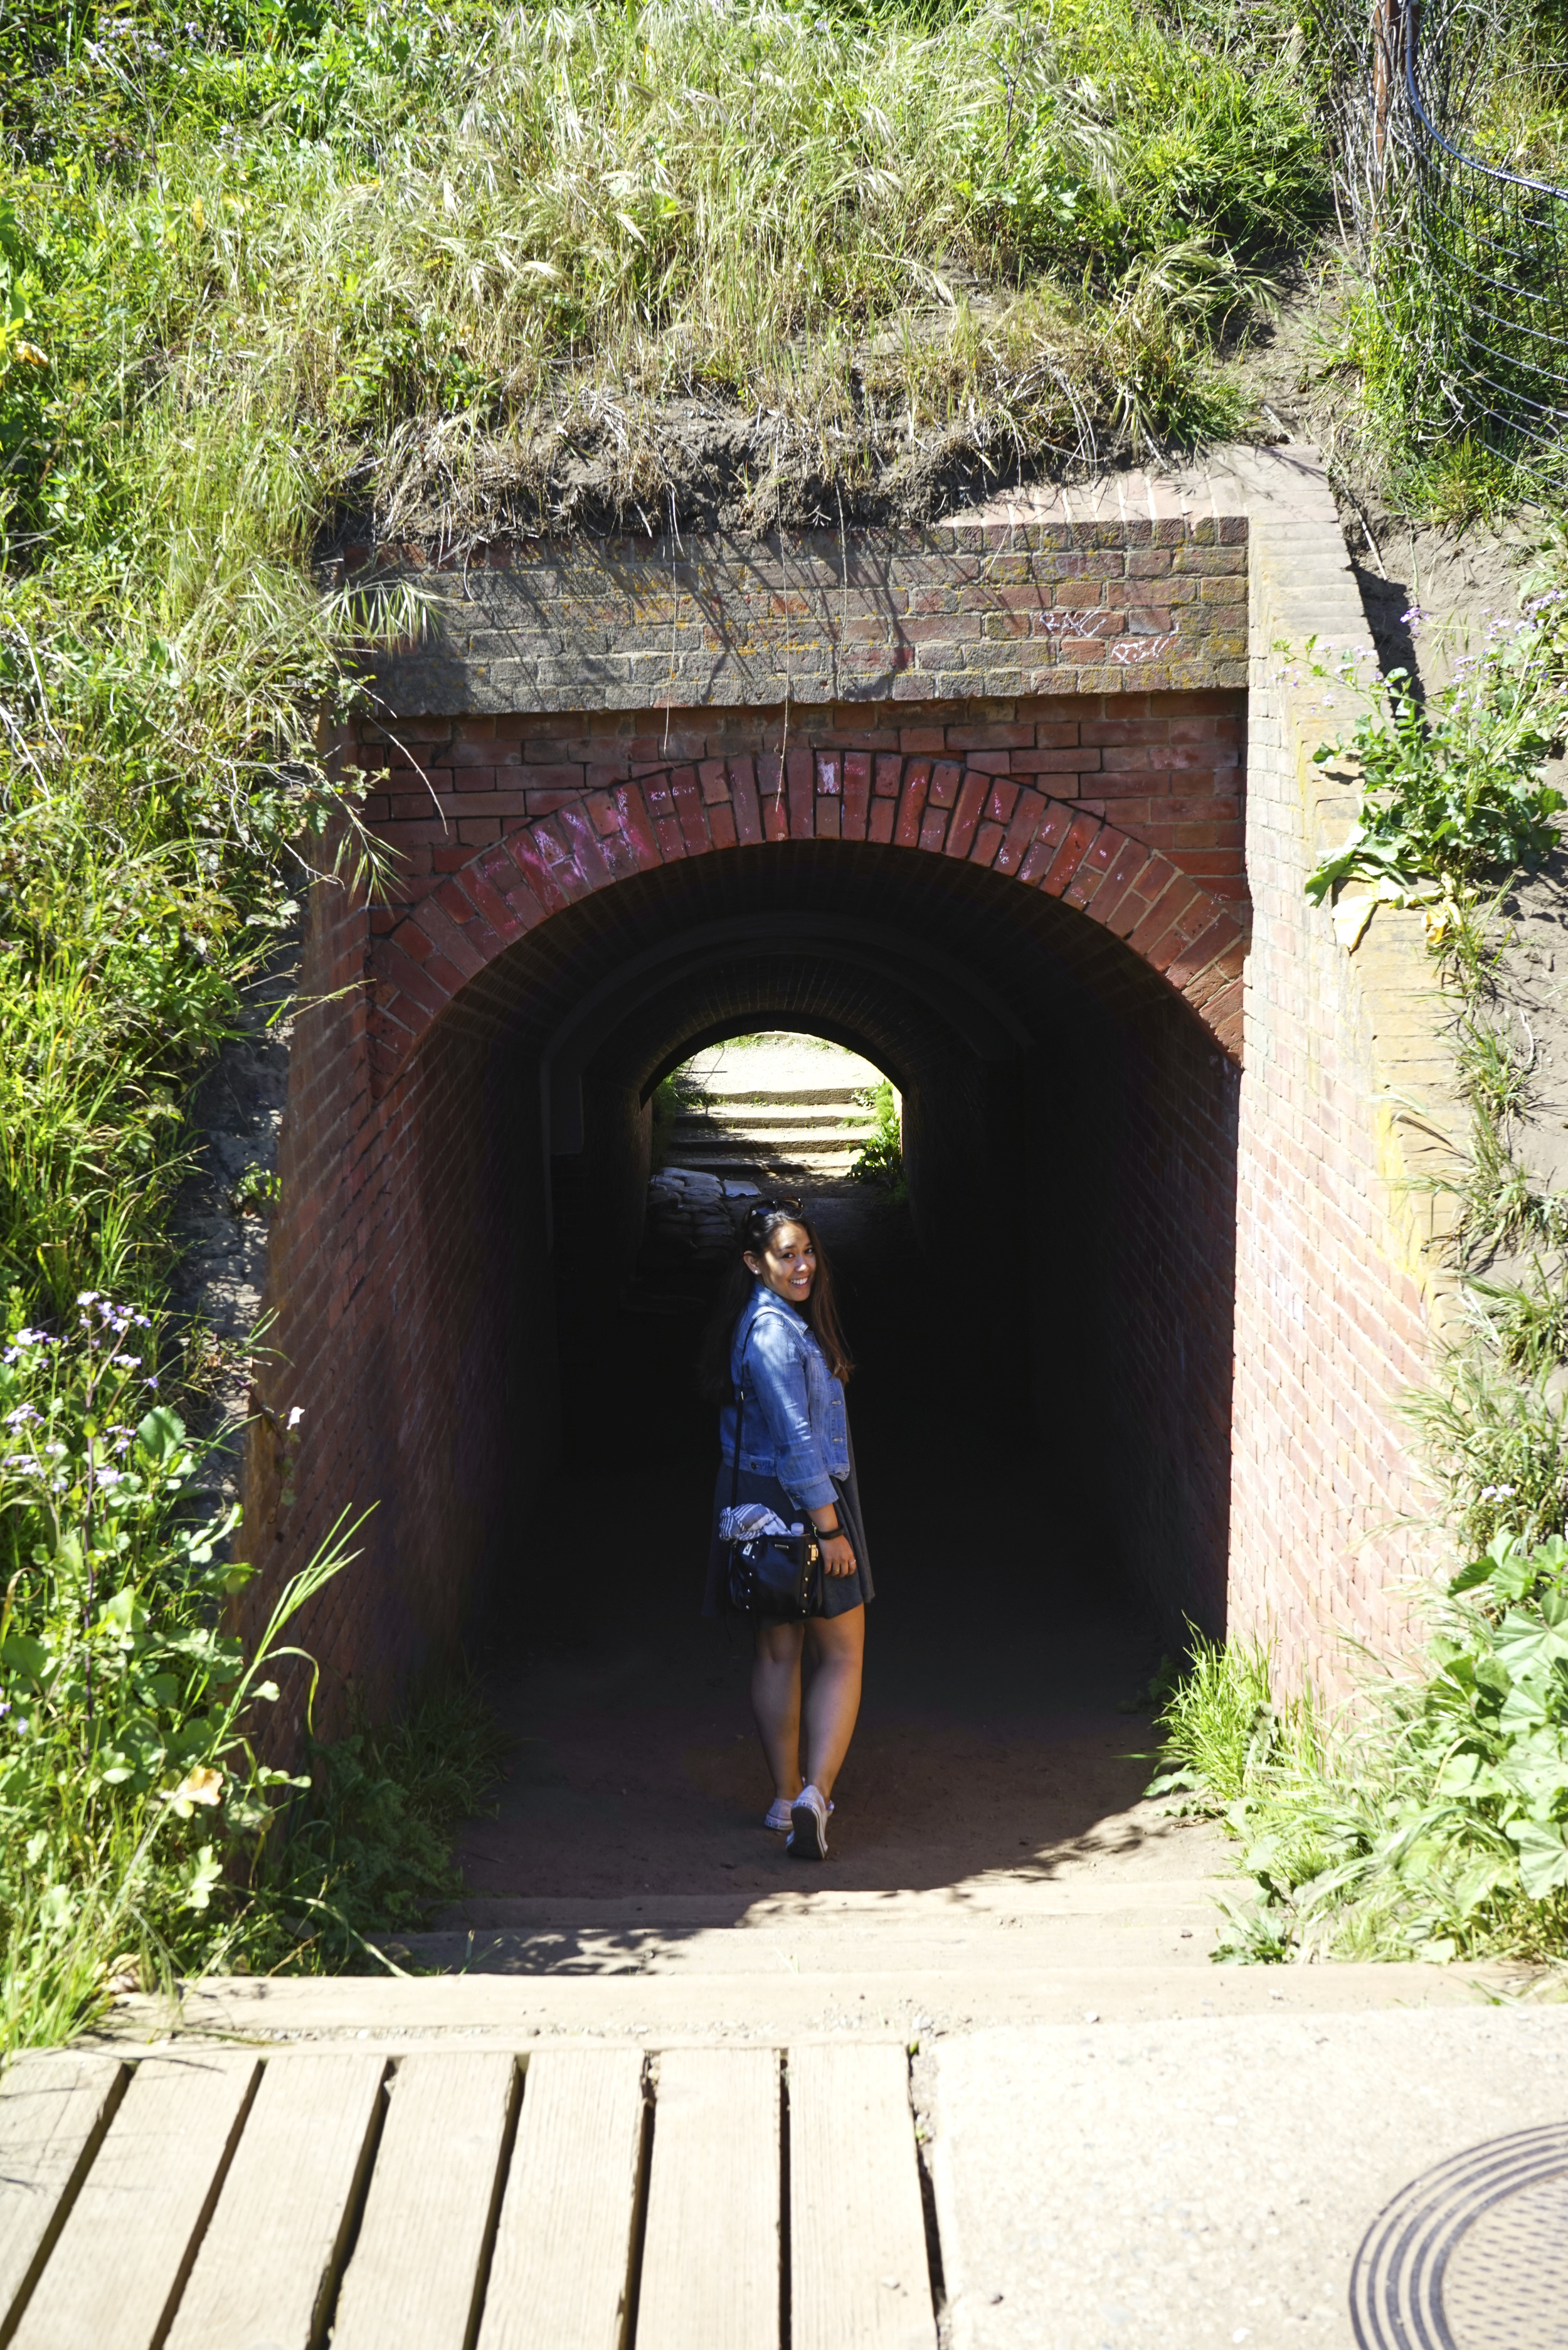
left=0, top=2040, right=938, bottom=2350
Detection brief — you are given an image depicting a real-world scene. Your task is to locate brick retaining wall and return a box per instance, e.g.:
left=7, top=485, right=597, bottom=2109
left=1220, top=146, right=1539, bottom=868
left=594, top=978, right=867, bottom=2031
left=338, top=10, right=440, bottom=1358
left=240, top=449, right=1459, bottom=1736
left=335, top=492, right=1247, bottom=714
left=1231, top=501, right=1458, bottom=1684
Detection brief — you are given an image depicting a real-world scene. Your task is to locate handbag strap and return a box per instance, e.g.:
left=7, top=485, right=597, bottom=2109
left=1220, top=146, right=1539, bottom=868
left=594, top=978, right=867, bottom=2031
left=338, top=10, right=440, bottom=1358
left=728, top=1326, right=751, bottom=1520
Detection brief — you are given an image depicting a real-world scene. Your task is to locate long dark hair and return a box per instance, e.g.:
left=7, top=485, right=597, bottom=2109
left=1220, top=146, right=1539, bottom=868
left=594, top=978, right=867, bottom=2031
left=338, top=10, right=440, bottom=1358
left=698, top=1199, right=854, bottom=1403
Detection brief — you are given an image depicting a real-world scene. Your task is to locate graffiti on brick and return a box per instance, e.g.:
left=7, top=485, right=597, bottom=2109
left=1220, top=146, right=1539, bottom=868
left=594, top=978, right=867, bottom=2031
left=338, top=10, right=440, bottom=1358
left=1111, top=634, right=1179, bottom=666
left=1033, top=608, right=1179, bottom=664
left=1035, top=607, right=1121, bottom=639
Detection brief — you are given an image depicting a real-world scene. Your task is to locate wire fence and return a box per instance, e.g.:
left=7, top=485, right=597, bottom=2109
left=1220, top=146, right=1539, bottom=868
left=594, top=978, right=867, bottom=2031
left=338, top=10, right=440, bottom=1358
left=1334, top=0, right=1568, bottom=454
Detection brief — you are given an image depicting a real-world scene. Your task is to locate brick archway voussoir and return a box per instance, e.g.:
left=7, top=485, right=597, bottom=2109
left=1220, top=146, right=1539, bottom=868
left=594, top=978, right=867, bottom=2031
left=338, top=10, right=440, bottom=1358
left=366, top=755, right=1246, bottom=1092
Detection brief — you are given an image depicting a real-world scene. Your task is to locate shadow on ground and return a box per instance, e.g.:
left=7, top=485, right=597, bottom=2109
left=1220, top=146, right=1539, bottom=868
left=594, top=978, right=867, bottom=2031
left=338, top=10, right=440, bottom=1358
left=451, top=1183, right=1212, bottom=1913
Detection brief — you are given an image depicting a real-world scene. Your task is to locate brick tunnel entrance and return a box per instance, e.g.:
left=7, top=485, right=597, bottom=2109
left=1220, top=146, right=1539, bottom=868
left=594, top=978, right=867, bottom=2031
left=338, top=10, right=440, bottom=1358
left=347, top=816, right=1241, bottom=1892
left=240, top=461, right=1453, bottom=1809
left=250, top=716, right=1247, bottom=1802
left=527, top=833, right=1239, bottom=1629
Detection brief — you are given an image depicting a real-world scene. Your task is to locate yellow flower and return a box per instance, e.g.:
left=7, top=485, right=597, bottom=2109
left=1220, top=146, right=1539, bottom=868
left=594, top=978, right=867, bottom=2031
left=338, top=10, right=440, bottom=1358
left=167, top=1765, right=224, bottom=1817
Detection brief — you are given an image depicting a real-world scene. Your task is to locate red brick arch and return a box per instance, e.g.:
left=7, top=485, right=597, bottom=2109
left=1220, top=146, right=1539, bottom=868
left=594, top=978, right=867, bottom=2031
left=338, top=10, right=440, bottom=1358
left=366, top=750, right=1247, bottom=1093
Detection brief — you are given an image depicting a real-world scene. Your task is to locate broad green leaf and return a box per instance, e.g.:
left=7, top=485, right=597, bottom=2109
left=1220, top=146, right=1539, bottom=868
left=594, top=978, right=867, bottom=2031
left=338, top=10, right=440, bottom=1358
left=1500, top=1755, right=1568, bottom=1812
left=1436, top=1751, right=1508, bottom=1800
left=1498, top=1673, right=1559, bottom=1735
left=135, top=1406, right=185, bottom=1466
left=1505, top=1818, right=1568, bottom=1898
left=1474, top=1654, right=1512, bottom=1701
left=1494, top=1611, right=1568, bottom=1673
left=0, top=1633, right=50, bottom=1684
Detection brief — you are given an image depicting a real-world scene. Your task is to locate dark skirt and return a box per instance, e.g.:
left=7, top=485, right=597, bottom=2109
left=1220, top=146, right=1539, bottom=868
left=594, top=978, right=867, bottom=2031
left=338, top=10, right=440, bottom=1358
left=703, top=1449, right=874, bottom=1620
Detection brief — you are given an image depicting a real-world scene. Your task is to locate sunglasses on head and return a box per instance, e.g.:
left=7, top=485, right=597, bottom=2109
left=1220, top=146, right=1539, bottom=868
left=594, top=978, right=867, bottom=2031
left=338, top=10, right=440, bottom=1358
left=750, top=1194, right=803, bottom=1218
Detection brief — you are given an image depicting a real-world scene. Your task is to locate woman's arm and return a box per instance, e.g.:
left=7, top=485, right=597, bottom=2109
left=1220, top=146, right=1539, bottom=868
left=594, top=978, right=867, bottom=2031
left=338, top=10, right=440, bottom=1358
left=748, top=1316, right=856, bottom=1576
left=747, top=1315, right=837, bottom=1511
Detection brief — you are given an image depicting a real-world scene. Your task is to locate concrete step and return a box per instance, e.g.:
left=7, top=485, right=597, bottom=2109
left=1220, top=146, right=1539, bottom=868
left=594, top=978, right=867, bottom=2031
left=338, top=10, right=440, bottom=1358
left=105, top=1959, right=1528, bottom=2054
left=697, top=1085, right=874, bottom=1107
left=670, top=1128, right=867, bottom=1152
left=666, top=1130, right=865, bottom=1148
left=674, top=1108, right=877, bottom=1132
left=663, top=1164, right=855, bottom=1183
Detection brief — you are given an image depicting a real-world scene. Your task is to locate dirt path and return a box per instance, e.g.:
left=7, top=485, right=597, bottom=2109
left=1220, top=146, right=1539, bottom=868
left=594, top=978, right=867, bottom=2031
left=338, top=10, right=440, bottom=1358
left=456, top=1157, right=1222, bottom=1912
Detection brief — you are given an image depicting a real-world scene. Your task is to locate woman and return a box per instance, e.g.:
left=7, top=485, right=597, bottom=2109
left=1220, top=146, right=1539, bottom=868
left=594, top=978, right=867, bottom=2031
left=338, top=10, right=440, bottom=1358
left=701, top=1198, right=872, bottom=1861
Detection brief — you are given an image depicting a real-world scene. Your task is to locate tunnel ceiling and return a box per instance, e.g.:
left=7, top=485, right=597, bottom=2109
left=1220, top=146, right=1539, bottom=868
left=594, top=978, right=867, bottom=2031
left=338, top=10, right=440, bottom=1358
left=435, top=839, right=1224, bottom=1092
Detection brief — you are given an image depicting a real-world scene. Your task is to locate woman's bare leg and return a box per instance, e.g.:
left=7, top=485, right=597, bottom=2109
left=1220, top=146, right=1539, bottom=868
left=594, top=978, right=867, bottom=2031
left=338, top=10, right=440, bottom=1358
left=802, top=1606, right=864, bottom=1800
left=752, top=1619, right=807, bottom=1802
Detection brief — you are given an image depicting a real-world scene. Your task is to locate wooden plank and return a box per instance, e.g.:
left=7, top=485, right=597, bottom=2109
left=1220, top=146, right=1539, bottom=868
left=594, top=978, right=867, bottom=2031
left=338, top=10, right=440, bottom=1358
left=788, top=2043, right=936, bottom=2350
left=163, top=2053, right=384, bottom=2350
left=0, top=2050, right=124, bottom=2344
left=332, top=2052, right=516, bottom=2350
left=476, top=2048, right=644, bottom=2350
left=635, top=2048, right=780, bottom=2350
left=11, top=2052, right=258, bottom=2350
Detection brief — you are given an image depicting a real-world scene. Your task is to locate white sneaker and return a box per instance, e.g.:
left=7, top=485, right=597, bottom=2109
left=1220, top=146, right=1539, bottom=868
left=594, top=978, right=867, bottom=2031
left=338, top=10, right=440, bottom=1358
left=787, top=1784, right=830, bottom=1861
left=765, top=1795, right=834, bottom=1831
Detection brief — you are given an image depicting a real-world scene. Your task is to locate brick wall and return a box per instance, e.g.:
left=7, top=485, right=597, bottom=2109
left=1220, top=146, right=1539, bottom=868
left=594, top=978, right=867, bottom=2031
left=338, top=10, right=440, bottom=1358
left=354, top=703, right=1250, bottom=1096
left=341, top=502, right=1248, bottom=716
left=238, top=451, right=1461, bottom=1733
left=1231, top=501, right=1458, bottom=1686
left=356, top=693, right=1247, bottom=927
left=237, top=843, right=551, bottom=1746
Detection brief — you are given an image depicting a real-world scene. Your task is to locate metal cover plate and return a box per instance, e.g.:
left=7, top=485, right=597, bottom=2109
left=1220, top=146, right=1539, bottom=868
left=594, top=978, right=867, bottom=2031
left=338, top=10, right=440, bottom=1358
left=1351, top=2123, right=1568, bottom=2349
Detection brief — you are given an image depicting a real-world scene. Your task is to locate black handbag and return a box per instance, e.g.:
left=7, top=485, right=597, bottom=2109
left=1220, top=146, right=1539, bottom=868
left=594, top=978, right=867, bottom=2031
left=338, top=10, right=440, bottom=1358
left=723, top=1336, right=825, bottom=1620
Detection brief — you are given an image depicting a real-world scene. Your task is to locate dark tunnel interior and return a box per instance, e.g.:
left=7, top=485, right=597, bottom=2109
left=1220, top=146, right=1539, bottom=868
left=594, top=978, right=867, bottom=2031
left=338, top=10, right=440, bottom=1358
left=421, top=836, right=1241, bottom=1654
left=390, top=836, right=1244, bottom=1895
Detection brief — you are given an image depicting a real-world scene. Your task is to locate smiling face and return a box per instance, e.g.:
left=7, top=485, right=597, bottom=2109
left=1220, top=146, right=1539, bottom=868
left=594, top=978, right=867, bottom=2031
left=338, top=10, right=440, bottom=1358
left=744, top=1219, right=816, bottom=1309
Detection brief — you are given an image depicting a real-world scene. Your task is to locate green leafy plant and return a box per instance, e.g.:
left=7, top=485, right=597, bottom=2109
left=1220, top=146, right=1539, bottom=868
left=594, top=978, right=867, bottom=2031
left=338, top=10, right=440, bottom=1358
left=1304, top=602, right=1568, bottom=907
left=1147, top=1628, right=1285, bottom=1807
left=270, top=1671, right=509, bottom=1962
left=230, top=1164, right=282, bottom=1218
left=1150, top=1536, right=1568, bottom=1965
left=0, top=1287, right=509, bottom=2042
left=849, top=1079, right=906, bottom=1197
left=0, top=1292, right=376, bottom=2043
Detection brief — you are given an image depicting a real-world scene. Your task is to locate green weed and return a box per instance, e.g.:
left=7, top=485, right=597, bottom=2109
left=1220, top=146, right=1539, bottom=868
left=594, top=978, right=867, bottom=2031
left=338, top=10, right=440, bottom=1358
left=1153, top=1536, right=1568, bottom=1965
left=849, top=1080, right=906, bottom=1196
left=0, top=1292, right=376, bottom=2044
left=0, top=1297, right=507, bottom=2038
left=1303, top=603, right=1568, bottom=908
left=1148, top=1629, right=1278, bottom=1806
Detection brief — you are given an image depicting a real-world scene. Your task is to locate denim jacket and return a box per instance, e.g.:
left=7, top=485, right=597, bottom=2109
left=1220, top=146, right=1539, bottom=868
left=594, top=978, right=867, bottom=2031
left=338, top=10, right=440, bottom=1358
left=719, top=1282, right=849, bottom=1511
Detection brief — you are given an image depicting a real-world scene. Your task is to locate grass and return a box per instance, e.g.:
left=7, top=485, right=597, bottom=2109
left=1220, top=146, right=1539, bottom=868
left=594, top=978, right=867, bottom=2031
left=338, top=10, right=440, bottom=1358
left=1316, top=0, right=1568, bottom=512
left=849, top=1078, right=906, bottom=1196
left=3, top=0, right=1327, bottom=553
